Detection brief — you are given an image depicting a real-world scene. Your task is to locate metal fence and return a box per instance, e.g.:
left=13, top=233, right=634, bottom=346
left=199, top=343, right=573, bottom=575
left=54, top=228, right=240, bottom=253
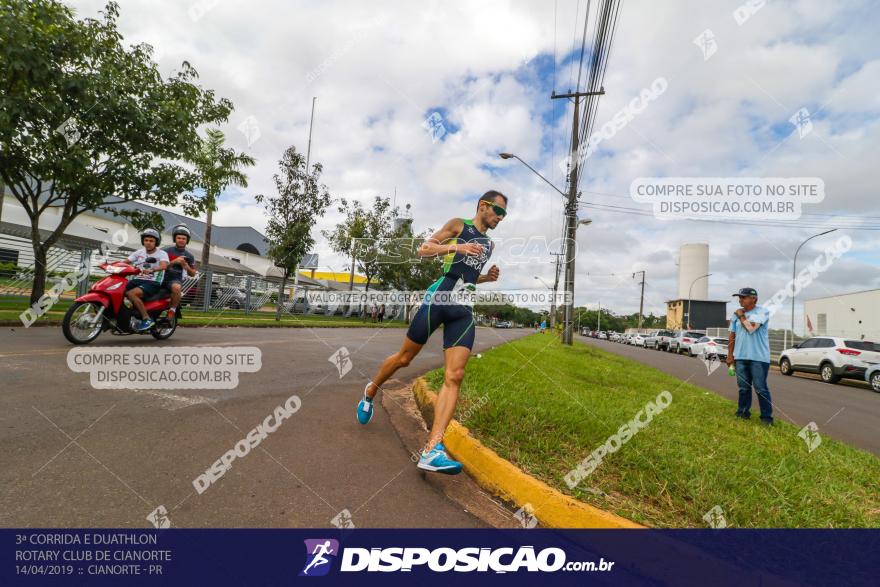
left=1, top=231, right=417, bottom=322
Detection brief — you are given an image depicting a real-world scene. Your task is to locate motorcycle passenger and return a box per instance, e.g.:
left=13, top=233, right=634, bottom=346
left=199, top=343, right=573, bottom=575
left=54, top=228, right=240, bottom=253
left=125, top=228, right=169, bottom=332
left=162, top=224, right=197, bottom=319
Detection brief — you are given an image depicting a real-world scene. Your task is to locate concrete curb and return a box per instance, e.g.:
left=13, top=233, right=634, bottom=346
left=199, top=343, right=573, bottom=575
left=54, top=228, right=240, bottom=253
left=412, top=377, right=644, bottom=529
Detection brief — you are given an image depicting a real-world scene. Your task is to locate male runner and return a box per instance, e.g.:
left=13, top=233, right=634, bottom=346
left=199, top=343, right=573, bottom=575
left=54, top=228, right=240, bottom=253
left=355, top=190, right=507, bottom=474
left=125, top=228, right=169, bottom=331
left=162, top=223, right=197, bottom=319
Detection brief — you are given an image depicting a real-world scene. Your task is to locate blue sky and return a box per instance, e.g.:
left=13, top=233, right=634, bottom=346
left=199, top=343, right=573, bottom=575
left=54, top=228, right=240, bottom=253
left=69, top=0, right=880, bottom=332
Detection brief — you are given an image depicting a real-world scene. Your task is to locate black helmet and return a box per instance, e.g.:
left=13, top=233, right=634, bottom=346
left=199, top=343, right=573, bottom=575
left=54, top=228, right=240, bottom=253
left=171, top=223, right=191, bottom=244
left=140, top=228, right=161, bottom=247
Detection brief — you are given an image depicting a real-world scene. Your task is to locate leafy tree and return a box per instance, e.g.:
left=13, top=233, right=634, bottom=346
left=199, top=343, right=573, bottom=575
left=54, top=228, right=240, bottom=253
left=0, top=0, right=232, bottom=303
left=186, top=128, right=255, bottom=271
left=255, top=147, right=331, bottom=321
left=323, top=195, right=394, bottom=291
left=373, top=215, right=442, bottom=323
left=375, top=220, right=441, bottom=292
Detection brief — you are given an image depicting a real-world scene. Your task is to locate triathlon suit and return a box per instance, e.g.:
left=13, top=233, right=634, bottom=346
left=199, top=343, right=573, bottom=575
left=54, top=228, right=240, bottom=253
left=406, top=219, right=493, bottom=350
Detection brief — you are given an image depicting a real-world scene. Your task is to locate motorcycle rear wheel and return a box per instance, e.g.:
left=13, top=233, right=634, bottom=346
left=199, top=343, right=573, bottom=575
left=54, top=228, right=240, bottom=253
left=151, top=312, right=178, bottom=340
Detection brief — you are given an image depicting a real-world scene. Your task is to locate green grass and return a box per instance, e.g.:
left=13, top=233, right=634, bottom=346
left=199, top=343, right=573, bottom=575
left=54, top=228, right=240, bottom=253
left=424, top=333, right=880, bottom=528
left=0, top=295, right=406, bottom=328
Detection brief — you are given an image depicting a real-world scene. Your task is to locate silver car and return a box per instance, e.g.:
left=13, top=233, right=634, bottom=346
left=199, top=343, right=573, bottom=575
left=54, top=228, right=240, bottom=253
left=668, top=330, right=706, bottom=354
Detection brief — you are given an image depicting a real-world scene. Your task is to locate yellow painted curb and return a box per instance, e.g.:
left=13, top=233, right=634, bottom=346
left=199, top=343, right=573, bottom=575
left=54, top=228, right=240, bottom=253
left=413, top=378, right=644, bottom=529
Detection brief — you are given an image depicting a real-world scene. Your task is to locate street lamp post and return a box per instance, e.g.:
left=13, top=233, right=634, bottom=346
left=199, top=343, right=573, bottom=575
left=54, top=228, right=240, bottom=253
left=788, top=229, right=837, bottom=348
left=686, top=273, right=712, bottom=329
left=501, top=152, right=587, bottom=345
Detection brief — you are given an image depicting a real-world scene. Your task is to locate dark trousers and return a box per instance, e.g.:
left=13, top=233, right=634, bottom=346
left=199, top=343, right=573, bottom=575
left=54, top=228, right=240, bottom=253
left=734, top=360, right=773, bottom=423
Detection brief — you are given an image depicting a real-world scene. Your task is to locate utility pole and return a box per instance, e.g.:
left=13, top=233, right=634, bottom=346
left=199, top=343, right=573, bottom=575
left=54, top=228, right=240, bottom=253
left=552, top=88, right=605, bottom=345
left=633, top=270, right=645, bottom=330
left=549, top=252, right=564, bottom=328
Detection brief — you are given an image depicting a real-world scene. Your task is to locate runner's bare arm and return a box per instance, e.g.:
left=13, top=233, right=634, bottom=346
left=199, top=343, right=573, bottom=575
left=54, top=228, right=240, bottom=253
left=418, top=218, right=481, bottom=257
left=477, top=265, right=499, bottom=283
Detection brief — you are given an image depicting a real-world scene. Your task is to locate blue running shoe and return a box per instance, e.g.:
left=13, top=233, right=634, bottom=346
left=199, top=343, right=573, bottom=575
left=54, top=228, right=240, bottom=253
left=136, top=318, right=154, bottom=332
left=356, top=395, right=373, bottom=425
left=417, top=444, right=462, bottom=475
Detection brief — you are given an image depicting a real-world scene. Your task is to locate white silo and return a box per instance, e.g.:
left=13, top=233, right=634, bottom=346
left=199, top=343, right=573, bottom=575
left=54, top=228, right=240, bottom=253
left=677, top=243, right=710, bottom=300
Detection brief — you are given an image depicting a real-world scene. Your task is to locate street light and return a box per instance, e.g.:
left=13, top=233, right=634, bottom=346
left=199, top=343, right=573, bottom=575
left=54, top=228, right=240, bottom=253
left=499, top=153, right=567, bottom=198
left=789, top=229, right=837, bottom=347
left=534, top=275, right=553, bottom=289
left=501, top=152, right=582, bottom=344
left=686, top=273, right=712, bottom=329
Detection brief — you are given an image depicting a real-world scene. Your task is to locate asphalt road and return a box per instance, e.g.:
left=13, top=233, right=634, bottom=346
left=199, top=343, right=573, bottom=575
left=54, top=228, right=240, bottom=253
left=0, top=324, right=529, bottom=528
left=579, top=336, right=880, bottom=456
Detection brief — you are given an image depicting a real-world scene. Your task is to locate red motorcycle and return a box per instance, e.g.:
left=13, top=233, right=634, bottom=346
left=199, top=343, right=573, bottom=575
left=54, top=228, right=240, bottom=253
left=62, top=259, right=179, bottom=345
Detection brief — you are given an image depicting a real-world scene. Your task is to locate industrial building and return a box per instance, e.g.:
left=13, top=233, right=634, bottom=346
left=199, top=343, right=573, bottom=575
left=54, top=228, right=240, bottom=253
left=803, top=289, right=880, bottom=341
left=666, top=243, right=728, bottom=330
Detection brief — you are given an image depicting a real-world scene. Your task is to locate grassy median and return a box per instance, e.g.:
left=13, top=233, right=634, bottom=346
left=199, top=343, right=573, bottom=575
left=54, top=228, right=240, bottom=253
left=424, top=333, right=880, bottom=528
left=0, top=295, right=406, bottom=328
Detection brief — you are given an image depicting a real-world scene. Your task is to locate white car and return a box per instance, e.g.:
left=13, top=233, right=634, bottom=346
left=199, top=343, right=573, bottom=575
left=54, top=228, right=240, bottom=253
left=668, top=330, right=706, bottom=354
left=598, top=331, right=608, bottom=340
left=689, top=336, right=729, bottom=359
left=779, top=337, right=880, bottom=384
left=630, top=333, right=650, bottom=347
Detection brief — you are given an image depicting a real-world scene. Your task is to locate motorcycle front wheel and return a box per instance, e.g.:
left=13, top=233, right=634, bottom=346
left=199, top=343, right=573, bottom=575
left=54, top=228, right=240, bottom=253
left=62, top=302, right=105, bottom=345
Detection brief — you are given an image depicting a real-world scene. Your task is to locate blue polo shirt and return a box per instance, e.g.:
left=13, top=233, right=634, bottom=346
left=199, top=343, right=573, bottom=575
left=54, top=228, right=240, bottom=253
left=728, top=305, right=771, bottom=363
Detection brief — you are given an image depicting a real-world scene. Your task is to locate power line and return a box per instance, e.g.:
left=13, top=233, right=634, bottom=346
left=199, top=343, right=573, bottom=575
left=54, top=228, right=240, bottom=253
left=577, top=201, right=880, bottom=230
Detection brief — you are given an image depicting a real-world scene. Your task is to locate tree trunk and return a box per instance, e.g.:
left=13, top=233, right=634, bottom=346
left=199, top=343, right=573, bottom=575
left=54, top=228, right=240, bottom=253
left=197, top=206, right=214, bottom=309
left=201, top=206, right=213, bottom=269
left=275, top=270, right=288, bottom=321
left=29, top=245, right=48, bottom=306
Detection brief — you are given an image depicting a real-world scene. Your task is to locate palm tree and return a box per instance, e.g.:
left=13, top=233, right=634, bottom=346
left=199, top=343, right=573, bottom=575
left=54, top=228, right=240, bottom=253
left=190, top=128, right=256, bottom=271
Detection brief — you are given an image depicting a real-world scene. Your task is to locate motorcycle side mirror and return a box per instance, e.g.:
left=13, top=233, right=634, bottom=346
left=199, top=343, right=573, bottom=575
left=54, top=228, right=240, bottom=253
left=145, top=257, right=157, bottom=263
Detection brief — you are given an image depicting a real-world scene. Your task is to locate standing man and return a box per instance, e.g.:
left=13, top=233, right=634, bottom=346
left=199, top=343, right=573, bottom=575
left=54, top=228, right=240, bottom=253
left=125, top=228, right=169, bottom=331
left=726, top=287, right=773, bottom=425
left=163, top=224, right=197, bottom=319
left=355, top=190, right=507, bottom=474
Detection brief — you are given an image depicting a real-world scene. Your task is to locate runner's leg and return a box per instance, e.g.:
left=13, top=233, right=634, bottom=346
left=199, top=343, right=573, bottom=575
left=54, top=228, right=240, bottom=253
left=424, top=345, right=470, bottom=452
left=365, top=335, right=423, bottom=399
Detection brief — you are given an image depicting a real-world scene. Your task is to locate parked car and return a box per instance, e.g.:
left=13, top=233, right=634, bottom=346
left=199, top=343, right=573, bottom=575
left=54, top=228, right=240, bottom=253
left=689, top=336, right=729, bottom=359
left=581, top=327, right=589, bottom=336
left=181, top=283, right=247, bottom=309
left=668, top=330, right=706, bottom=354
left=646, top=329, right=676, bottom=351
left=865, top=364, right=880, bottom=392
left=495, top=321, right=512, bottom=328
left=609, top=332, right=621, bottom=342
left=779, top=337, right=880, bottom=384
left=630, top=332, right=650, bottom=347
left=598, top=331, right=608, bottom=340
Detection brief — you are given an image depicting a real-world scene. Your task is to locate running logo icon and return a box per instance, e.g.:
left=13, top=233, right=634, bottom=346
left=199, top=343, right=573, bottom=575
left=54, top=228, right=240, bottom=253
left=300, top=539, right=339, bottom=577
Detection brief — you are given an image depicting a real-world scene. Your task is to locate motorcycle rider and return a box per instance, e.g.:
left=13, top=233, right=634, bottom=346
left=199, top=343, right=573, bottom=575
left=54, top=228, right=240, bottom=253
left=125, top=228, right=169, bottom=331
left=162, top=224, right=197, bottom=319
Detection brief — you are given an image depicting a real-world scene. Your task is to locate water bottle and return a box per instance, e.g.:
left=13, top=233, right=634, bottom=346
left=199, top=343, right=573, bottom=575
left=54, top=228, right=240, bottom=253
left=728, top=365, right=736, bottom=377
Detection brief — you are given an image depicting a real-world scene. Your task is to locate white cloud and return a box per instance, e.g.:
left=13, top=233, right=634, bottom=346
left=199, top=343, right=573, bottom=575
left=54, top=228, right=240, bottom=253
left=64, top=0, right=879, bottom=331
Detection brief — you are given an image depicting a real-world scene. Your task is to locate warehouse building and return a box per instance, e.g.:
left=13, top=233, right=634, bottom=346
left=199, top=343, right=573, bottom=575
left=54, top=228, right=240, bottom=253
left=803, top=289, right=880, bottom=340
